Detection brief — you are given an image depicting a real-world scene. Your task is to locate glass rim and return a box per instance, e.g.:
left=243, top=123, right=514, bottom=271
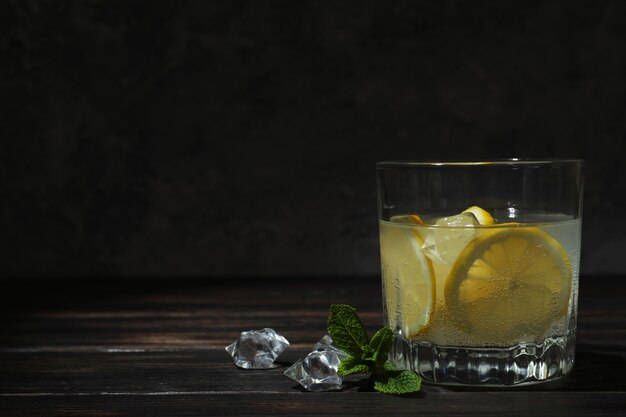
left=376, top=158, right=584, bottom=168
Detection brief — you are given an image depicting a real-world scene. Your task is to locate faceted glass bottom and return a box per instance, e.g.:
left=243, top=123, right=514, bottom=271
left=390, top=334, right=576, bottom=386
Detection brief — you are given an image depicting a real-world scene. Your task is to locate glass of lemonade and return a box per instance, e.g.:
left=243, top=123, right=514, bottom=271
left=376, top=160, right=583, bottom=386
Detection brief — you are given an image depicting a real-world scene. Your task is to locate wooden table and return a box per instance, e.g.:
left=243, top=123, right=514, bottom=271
left=1, top=276, right=625, bottom=416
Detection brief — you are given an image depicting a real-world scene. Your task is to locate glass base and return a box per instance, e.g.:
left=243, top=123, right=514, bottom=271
left=390, top=334, right=576, bottom=386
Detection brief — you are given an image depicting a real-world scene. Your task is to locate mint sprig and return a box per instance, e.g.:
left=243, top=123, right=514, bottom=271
left=327, top=304, right=421, bottom=395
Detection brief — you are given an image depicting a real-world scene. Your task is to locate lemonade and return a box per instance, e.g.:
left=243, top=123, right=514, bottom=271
left=379, top=208, right=581, bottom=385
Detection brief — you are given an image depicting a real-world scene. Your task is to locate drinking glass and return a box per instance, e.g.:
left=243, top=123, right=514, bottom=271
left=376, top=159, right=584, bottom=385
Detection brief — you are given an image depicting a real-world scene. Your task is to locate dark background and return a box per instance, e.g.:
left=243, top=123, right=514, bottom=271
left=2, top=0, right=625, bottom=278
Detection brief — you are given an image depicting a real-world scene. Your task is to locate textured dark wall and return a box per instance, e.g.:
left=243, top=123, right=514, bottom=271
left=2, top=1, right=626, bottom=277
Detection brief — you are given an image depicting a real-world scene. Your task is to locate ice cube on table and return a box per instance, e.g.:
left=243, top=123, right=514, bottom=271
left=225, top=328, right=289, bottom=369
left=421, top=212, right=479, bottom=265
left=313, top=334, right=345, bottom=353
left=284, top=335, right=349, bottom=392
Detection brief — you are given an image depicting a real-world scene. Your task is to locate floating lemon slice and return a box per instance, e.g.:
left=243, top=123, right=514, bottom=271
left=407, top=214, right=424, bottom=225
left=462, top=206, right=495, bottom=225
left=444, top=227, right=572, bottom=344
left=381, top=215, right=435, bottom=337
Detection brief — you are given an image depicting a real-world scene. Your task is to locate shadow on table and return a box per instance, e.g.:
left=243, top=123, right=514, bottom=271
left=435, top=345, right=626, bottom=392
left=557, top=346, right=626, bottom=391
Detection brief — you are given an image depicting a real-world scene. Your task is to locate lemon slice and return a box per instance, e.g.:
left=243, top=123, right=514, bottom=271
left=381, top=216, right=435, bottom=337
left=444, top=227, right=572, bottom=344
left=408, top=214, right=424, bottom=225
left=462, top=206, right=495, bottom=225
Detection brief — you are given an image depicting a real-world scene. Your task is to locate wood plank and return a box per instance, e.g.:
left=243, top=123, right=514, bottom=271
left=0, top=345, right=624, bottom=395
left=1, top=276, right=625, bottom=350
left=1, top=308, right=623, bottom=350
left=0, top=277, right=386, bottom=349
left=1, top=392, right=626, bottom=417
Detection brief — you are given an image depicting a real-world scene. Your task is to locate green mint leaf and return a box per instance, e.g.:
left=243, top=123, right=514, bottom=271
left=362, top=345, right=375, bottom=362
left=368, top=327, right=394, bottom=367
left=383, top=360, right=400, bottom=372
left=338, top=356, right=371, bottom=376
left=373, top=370, right=422, bottom=394
left=327, top=304, right=369, bottom=357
